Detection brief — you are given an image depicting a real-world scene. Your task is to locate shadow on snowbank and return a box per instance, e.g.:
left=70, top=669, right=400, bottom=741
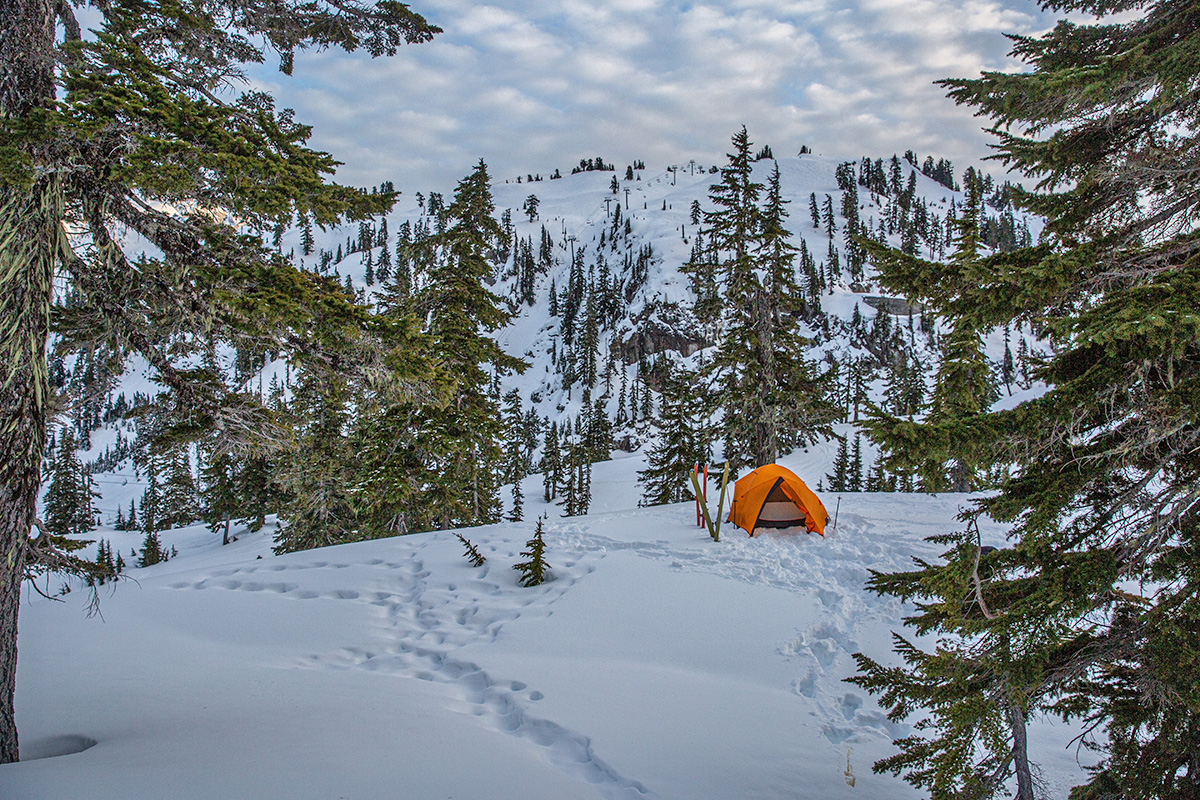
left=20, top=735, right=97, bottom=761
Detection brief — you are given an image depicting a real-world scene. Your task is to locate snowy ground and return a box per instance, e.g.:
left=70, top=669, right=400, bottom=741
left=4, top=451, right=1091, bottom=799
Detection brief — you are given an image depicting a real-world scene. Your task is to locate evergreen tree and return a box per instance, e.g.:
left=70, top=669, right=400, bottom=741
left=705, top=138, right=834, bottom=470
left=274, top=366, right=360, bottom=553
left=42, top=428, right=96, bottom=537
left=541, top=421, right=561, bottom=502
left=637, top=362, right=712, bottom=506
left=508, top=480, right=524, bottom=523
left=849, top=434, right=863, bottom=492
left=407, top=161, right=526, bottom=529
left=159, top=445, right=200, bottom=529
left=513, top=516, right=550, bottom=587
left=855, top=3, right=1200, bottom=796
left=454, top=532, right=486, bottom=567
left=140, top=470, right=163, bottom=537
left=0, top=0, right=440, bottom=760
left=522, top=194, right=539, bottom=222
left=125, top=498, right=138, bottom=533
left=300, top=218, right=315, bottom=257
left=826, top=435, right=849, bottom=493
left=137, top=530, right=164, bottom=567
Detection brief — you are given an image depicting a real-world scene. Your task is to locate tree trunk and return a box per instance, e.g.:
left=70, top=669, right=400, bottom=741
left=0, top=0, right=57, bottom=763
left=1009, top=696, right=1034, bottom=800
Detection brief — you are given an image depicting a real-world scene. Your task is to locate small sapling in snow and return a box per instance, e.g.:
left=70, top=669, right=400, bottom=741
left=455, top=532, right=487, bottom=567
left=513, top=516, right=550, bottom=587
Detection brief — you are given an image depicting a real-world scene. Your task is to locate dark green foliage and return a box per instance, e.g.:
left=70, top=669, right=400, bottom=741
left=541, top=421, right=561, bottom=502
left=42, top=428, right=96, bottom=537
left=274, top=366, right=362, bottom=553
left=159, top=446, right=200, bottom=529
left=86, top=539, right=122, bottom=585
left=854, top=2, right=1200, bottom=797
left=638, top=361, right=712, bottom=506
left=399, top=161, right=527, bottom=530
left=508, top=480, right=524, bottom=522
left=513, top=516, right=550, bottom=587
left=137, top=531, right=165, bottom=568
left=703, top=137, right=835, bottom=470
left=826, top=435, right=849, bottom=493
left=864, top=171, right=997, bottom=493
left=454, top=532, right=486, bottom=568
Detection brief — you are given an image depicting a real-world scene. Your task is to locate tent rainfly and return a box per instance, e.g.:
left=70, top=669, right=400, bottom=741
left=726, top=464, right=829, bottom=537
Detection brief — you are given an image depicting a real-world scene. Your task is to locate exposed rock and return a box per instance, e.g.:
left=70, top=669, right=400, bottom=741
left=862, top=295, right=924, bottom=316
left=613, top=433, right=641, bottom=453
left=609, top=301, right=708, bottom=365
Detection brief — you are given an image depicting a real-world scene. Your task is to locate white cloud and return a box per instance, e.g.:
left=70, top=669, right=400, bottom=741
left=251, top=0, right=1060, bottom=193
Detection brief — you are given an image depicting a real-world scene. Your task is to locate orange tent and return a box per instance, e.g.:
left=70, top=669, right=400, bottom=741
left=726, top=464, right=829, bottom=536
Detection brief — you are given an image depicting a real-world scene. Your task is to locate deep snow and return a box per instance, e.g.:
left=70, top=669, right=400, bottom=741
left=5, top=450, right=1091, bottom=800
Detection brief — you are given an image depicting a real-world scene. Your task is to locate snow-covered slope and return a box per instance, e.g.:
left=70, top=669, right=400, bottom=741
left=280, top=152, right=1040, bottom=438
left=8, top=450, right=1090, bottom=799
left=11, top=150, right=1071, bottom=798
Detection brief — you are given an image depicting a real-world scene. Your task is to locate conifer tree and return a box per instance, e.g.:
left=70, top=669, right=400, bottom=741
left=42, top=429, right=95, bottom=537
left=826, top=436, right=850, bottom=493
left=854, top=3, right=1200, bottom=796
left=513, top=516, right=550, bottom=587
left=0, top=0, right=440, bottom=760
left=125, top=498, right=138, bottom=533
left=638, top=362, right=712, bottom=505
left=541, top=421, right=561, bottom=502
left=703, top=136, right=834, bottom=470
left=159, top=445, right=200, bottom=529
left=140, top=470, right=163, bottom=537
left=407, top=161, right=526, bottom=529
left=454, top=532, right=486, bottom=567
left=137, top=531, right=164, bottom=567
left=849, top=434, right=863, bottom=492
left=508, top=480, right=524, bottom=523
left=274, top=366, right=360, bottom=553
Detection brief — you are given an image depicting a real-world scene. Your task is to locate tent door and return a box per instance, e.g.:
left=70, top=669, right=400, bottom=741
left=750, top=478, right=808, bottom=532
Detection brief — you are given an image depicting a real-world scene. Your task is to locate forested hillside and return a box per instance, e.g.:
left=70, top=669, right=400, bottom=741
left=7, top=0, right=1197, bottom=796
left=49, top=141, right=1041, bottom=555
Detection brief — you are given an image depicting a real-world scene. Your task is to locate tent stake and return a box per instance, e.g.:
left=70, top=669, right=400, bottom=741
left=833, top=496, right=842, bottom=532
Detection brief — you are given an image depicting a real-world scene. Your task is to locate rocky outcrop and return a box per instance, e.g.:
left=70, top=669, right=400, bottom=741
left=609, top=301, right=708, bottom=365
left=862, top=295, right=924, bottom=316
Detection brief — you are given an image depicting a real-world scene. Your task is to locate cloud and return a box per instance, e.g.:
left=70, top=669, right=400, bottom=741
left=250, top=0, right=1059, bottom=193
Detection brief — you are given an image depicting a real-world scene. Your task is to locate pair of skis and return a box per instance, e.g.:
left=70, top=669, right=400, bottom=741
left=690, top=462, right=730, bottom=542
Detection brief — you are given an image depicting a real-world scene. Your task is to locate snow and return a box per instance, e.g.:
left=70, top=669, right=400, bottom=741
left=8, top=153, right=1075, bottom=797
left=6, top=450, right=1090, bottom=799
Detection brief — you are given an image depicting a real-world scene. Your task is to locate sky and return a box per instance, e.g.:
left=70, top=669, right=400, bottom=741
left=247, top=0, right=1062, bottom=195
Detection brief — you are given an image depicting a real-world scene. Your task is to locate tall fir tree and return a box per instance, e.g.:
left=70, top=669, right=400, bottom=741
left=0, top=0, right=439, bottom=761
left=704, top=133, right=834, bottom=470
left=853, top=3, right=1200, bottom=797
left=637, top=361, right=712, bottom=506
left=274, top=364, right=359, bottom=553
left=408, top=161, right=526, bottom=529
left=42, top=428, right=96, bottom=537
